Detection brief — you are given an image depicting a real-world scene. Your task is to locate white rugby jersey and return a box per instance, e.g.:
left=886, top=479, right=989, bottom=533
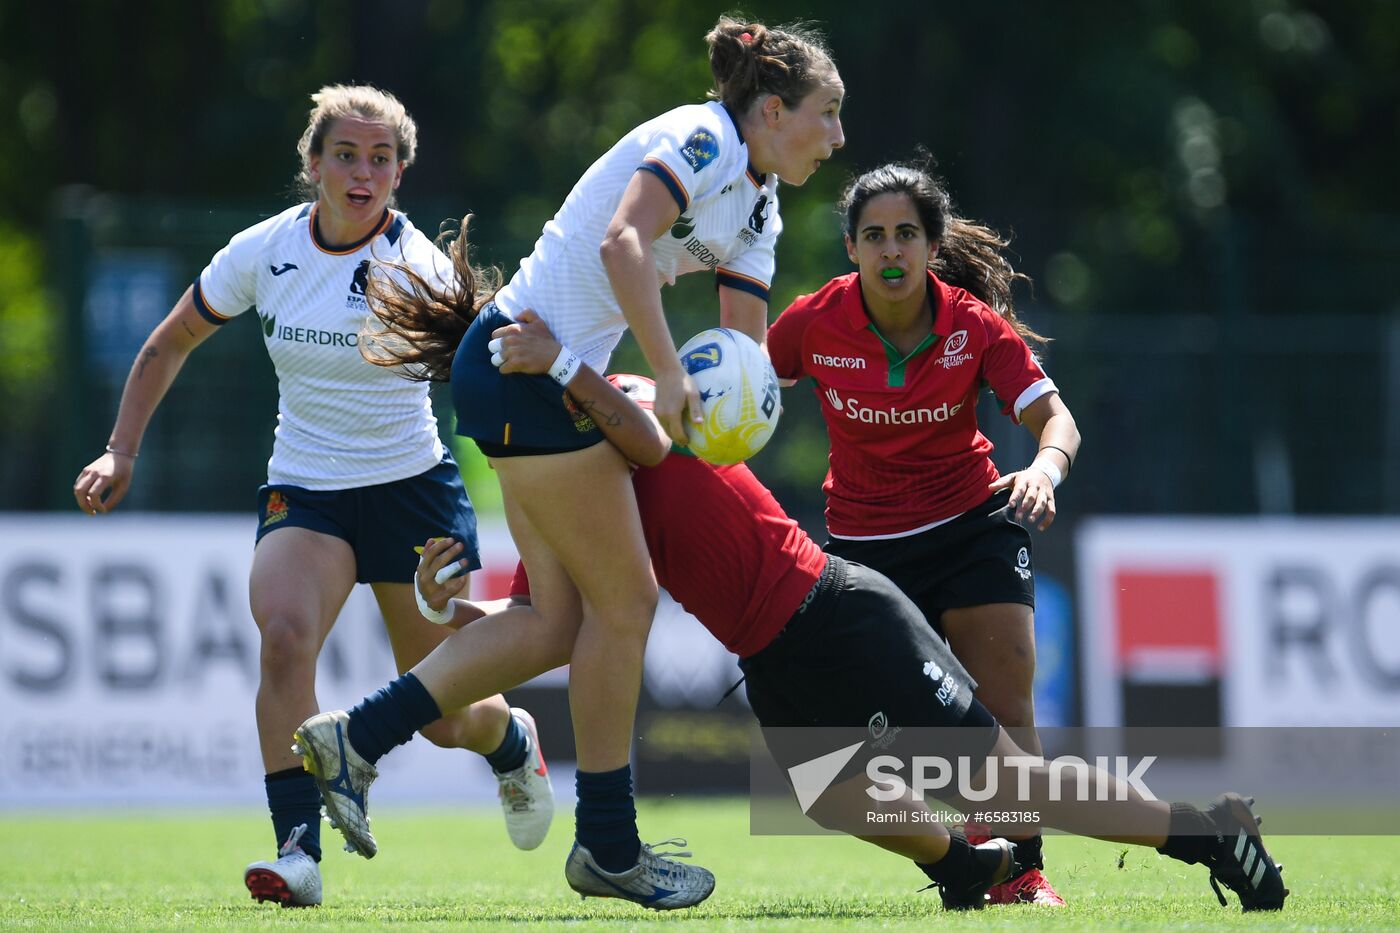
left=193, top=204, right=449, bottom=490
left=494, top=101, right=782, bottom=370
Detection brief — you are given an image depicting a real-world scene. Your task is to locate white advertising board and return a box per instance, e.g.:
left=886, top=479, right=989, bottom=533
left=0, top=514, right=534, bottom=807
left=1077, top=518, right=1400, bottom=727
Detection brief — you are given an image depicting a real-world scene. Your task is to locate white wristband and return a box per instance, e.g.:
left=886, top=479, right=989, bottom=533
left=1032, top=460, right=1063, bottom=489
left=548, top=346, right=581, bottom=386
left=414, top=575, right=454, bottom=625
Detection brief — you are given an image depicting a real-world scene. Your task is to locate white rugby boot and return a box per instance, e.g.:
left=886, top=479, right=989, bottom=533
left=564, top=837, right=716, bottom=910
left=494, top=708, right=555, bottom=850
left=292, top=710, right=378, bottom=858
left=244, top=823, right=321, bottom=907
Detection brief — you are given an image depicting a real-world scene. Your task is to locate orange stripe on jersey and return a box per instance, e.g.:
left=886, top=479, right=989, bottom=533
left=308, top=205, right=393, bottom=255
left=717, top=269, right=767, bottom=290
left=717, top=269, right=770, bottom=302
left=641, top=158, right=691, bottom=209
left=191, top=281, right=232, bottom=324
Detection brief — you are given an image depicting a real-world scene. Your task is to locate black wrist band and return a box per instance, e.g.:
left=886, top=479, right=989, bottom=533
left=1038, top=444, right=1073, bottom=470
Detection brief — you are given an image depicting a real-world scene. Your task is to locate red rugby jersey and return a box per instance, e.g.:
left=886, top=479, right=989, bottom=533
left=767, top=270, right=1054, bottom=538
left=510, top=379, right=826, bottom=658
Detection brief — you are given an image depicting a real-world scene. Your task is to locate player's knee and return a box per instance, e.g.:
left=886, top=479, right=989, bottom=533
left=256, top=612, right=321, bottom=670
left=586, top=590, right=660, bottom=638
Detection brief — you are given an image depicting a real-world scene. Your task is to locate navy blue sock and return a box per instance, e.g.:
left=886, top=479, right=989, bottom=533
left=266, top=767, right=322, bottom=862
left=484, top=713, right=529, bottom=773
left=346, top=672, right=443, bottom=765
left=575, top=764, right=641, bottom=873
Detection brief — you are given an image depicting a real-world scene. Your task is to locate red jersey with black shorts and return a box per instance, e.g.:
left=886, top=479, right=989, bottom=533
left=767, top=270, right=1056, bottom=539
left=508, top=452, right=990, bottom=741
left=510, top=376, right=826, bottom=658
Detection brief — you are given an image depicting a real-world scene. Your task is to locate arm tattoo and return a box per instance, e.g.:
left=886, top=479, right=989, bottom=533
left=579, top=399, right=623, bottom=428
left=180, top=321, right=196, bottom=338
left=135, top=345, right=158, bottom=379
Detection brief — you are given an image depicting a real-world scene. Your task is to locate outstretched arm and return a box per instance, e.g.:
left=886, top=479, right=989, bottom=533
left=73, top=286, right=220, bottom=514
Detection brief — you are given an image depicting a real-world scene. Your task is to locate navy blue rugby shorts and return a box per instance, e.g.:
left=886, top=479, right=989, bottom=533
left=254, top=454, right=480, bottom=584
left=451, top=303, right=606, bottom=458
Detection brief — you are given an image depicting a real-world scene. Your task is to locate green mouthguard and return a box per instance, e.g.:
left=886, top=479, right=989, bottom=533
left=881, top=268, right=903, bottom=279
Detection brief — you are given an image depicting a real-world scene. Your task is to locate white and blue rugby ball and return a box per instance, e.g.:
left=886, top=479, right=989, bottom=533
left=676, top=328, right=781, bottom=465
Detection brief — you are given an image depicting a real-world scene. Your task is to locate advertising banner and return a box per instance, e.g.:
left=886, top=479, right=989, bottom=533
left=1077, top=518, right=1400, bottom=727
left=0, top=514, right=530, bottom=806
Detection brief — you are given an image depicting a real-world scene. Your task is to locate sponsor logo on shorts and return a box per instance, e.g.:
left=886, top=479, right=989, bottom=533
left=1015, top=546, right=1033, bottom=581
left=868, top=711, right=902, bottom=750
left=562, top=393, right=597, bottom=433
left=924, top=660, right=961, bottom=706
left=262, top=491, right=289, bottom=528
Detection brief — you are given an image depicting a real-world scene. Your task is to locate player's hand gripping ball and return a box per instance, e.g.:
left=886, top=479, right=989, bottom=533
left=676, top=328, right=781, bottom=465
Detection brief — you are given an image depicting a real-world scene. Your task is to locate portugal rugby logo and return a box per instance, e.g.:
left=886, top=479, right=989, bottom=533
left=943, top=330, right=969, bottom=355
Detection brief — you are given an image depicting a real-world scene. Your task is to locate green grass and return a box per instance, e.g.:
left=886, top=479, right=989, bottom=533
left=1, top=798, right=1395, bottom=930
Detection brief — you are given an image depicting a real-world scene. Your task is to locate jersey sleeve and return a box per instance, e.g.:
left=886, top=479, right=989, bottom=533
left=717, top=190, right=780, bottom=304
left=193, top=213, right=282, bottom=325
left=765, top=297, right=810, bottom=381
left=980, top=310, right=1056, bottom=421
left=636, top=111, right=735, bottom=214
left=509, top=560, right=531, bottom=598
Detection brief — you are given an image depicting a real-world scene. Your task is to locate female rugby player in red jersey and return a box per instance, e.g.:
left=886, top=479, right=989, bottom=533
left=295, top=312, right=1284, bottom=913
left=766, top=162, right=1082, bottom=904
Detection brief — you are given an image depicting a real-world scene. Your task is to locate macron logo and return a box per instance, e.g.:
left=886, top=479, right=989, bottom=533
left=788, top=740, right=865, bottom=814
left=812, top=353, right=866, bottom=370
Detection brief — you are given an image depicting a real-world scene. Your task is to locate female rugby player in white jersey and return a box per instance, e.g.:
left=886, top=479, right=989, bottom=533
left=338, top=17, right=844, bottom=909
left=72, top=85, right=552, bottom=908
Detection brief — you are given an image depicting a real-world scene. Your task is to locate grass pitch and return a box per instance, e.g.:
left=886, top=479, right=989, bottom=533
left=1, top=797, right=1395, bottom=930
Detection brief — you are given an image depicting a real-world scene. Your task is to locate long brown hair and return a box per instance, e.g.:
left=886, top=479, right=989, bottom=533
left=705, top=15, right=838, bottom=112
left=359, top=217, right=500, bottom=381
left=839, top=162, right=1044, bottom=345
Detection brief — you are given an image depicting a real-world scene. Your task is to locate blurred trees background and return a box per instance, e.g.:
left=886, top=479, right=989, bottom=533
left=3, top=0, right=1398, bottom=523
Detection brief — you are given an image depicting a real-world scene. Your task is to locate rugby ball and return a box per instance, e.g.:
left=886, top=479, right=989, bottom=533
left=676, top=328, right=781, bottom=465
